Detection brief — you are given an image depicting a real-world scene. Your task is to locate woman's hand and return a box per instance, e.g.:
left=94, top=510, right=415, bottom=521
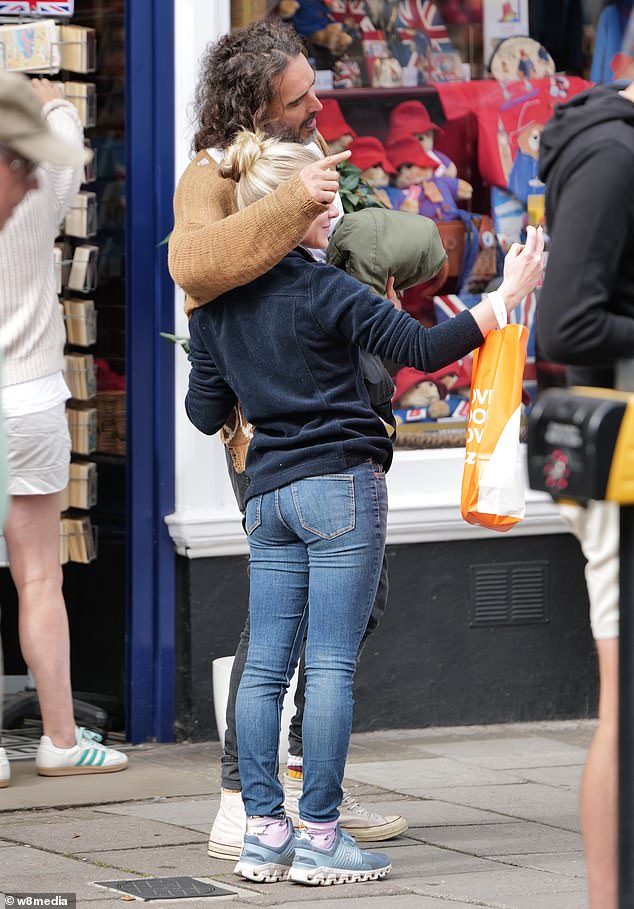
left=386, top=276, right=402, bottom=310
left=300, top=150, right=351, bottom=205
left=498, top=225, right=545, bottom=313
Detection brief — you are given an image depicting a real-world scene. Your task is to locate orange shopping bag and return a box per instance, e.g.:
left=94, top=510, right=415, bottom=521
left=461, top=324, right=529, bottom=532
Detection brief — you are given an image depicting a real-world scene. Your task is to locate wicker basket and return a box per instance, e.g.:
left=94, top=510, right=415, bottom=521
left=96, top=390, right=126, bottom=455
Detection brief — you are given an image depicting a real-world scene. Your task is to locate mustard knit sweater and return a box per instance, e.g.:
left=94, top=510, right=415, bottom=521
left=168, top=149, right=327, bottom=315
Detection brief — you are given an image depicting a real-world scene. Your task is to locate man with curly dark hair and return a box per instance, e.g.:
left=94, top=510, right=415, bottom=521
left=168, top=17, right=408, bottom=861
left=169, top=19, right=347, bottom=314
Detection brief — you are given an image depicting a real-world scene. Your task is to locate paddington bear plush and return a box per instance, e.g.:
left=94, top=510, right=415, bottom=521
left=386, top=134, right=465, bottom=221
left=393, top=367, right=451, bottom=419
left=316, top=98, right=357, bottom=153
left=387, top=101, right=472, bottom=201
left=278, top=0, right=353, bottom=57
left=347, top=135, right=397, bottom=208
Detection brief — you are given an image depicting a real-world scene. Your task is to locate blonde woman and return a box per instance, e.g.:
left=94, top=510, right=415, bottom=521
left=186, top=130, right=544, bottom=886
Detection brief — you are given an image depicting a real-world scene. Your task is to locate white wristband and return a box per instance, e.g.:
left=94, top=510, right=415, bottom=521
left=487, top=290, right=508, bottom=330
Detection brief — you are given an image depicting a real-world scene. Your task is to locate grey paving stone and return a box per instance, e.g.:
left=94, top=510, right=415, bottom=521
left=373, top=842, right=502, bottom=878
left=346, top=757, right=522, bottom=793
left=514, top=764, right=583, bottom=789
left=424, top=782, right=581, bottom=829
left=77, top=843, right=231, bottom=879
left=493, top=850, right=586, bottom=879
left=271, top=896, right=481, bottom=909
left=505, top=889, right=589, bottom=909
left=357, top=797, right=517, bottom=828
left=0, top=846, right=129, bottom=902
left=419, top=735, right=588, bottom=770
left=403, top=865, right=585, bottom=905
left=1, top=816, right=202, bottom=853
left=405, top=819, right=583, bottom=856
left=96, top=797, right=218, bottom=834
left=1, top=755, right=217, bottom=812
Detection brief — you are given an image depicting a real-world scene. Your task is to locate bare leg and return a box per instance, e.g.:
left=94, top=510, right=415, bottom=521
left=4, top=493, right=75, bottom=748
left=581, top=637, right=618, bottom=909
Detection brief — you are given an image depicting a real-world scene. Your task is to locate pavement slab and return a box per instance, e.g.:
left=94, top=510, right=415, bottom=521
left=95, top=797, right=218, bottom=835
left=405, top=819, right=583, bottom=855
left=0, top=815, right=202, bottom=853
left=403, top=864, right=586, bottom=907
left=345, top=757, right=524, bottom=793
left=418, top=734, right=589, bottom=770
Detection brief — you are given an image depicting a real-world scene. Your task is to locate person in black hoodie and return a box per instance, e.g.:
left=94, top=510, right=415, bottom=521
left=537, top=79, right=634, bottom=909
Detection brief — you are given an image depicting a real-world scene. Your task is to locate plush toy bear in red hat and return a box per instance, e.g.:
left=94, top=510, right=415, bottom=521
left=387, top=100, right=472, bottom=203
left=386, top=134, right=463, bottom=220
left=348, top=135, right=396, bottom=208
left=316, top=98, right=357, bottom=154
left=392, top=367, right=451, bottom=418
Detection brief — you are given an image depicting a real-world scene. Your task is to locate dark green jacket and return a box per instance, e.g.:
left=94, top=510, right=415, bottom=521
left=327, top=208, right=448, bottom=437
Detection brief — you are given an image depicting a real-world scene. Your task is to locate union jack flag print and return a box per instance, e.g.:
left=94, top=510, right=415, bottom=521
left=397, top=0, right=451, bottom=51
left=0, top=1, right=73, bottom=15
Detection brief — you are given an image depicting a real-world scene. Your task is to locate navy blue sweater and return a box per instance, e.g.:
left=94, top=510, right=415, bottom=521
left=186, top=249, right=484, bottom=501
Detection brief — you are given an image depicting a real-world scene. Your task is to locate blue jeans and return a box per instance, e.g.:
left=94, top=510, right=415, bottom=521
left=235, top=460, right=388, bottom=823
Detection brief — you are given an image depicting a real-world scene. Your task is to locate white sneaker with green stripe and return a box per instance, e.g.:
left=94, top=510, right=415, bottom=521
left=36, top=727, right=128, bottom=776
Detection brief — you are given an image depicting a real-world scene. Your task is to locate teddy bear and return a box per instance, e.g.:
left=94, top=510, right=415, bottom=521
left=392, top=367, right=451, bottom=419
left=278, top=0, right=354, bottom=57
left=387, top=101, right=473, bottom=201
left=347, top=136, right=397, bottom=208
left=316, top=98, right=356, bottom=154
left=385, top=134, right=464, bottom=221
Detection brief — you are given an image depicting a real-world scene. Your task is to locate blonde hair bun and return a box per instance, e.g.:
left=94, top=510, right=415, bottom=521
left=220, top=130, right=269, bottom=182
left=219, top=129, right=321, bottom=209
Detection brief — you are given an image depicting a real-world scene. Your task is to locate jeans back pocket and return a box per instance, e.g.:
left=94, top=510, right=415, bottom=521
left=245, top=494, right=262, bottom=535
left=292, top=474, right=355, bottom=540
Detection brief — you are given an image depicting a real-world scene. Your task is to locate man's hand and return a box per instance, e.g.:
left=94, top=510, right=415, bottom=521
left=300, top=150, right=351, bottom=205
left=29, top=77, right=64, bottom=107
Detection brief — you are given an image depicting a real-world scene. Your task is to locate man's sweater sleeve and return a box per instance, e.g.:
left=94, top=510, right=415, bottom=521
left=169, top=163, right=325, bottom=309
left=537, top=143, right=634, bottom=366
left=310, top=266, right=484, bottom=373
left=185, top=309, right=237, bottom=435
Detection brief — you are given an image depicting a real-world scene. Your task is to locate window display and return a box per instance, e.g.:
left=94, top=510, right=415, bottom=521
left=253, top=1, right=607, bottom=452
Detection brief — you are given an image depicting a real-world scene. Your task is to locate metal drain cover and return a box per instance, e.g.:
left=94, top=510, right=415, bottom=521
left=95, top=877, right=235, bottom=900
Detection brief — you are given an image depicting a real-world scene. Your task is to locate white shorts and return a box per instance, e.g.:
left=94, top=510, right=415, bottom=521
left=5, top=402, right=71, bottom=496
left=559, top=500, right=619, bottom=641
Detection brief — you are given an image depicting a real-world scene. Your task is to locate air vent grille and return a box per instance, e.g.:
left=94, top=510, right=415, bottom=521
left=470, top=561, right=549, bottom=626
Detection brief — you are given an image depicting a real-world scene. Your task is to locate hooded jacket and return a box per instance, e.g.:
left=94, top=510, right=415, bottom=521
left=328, top=208, right=448, bottom=436
left=537, top=83, right=634, bottom=388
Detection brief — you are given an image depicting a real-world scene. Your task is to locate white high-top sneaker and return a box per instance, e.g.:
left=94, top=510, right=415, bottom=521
left=283, top=772, right=408, bottom=841
left=207, top=788, right=246, bottom=859
left=0, top=747, right=10, bottom=788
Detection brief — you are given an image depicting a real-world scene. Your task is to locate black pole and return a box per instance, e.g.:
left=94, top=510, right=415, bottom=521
left=619, top=505, right=634, bottom=908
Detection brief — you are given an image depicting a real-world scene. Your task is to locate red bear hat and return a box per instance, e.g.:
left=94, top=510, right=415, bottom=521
left=387, top=135, right=437, bottom=171
left=349, top=136, right=396, bottom=173
left=389, top=100, right=443, bottom=137
left=317, top=98, right=357, bottom=143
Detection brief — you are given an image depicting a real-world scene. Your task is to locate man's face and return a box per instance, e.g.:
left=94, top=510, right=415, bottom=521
left=0, top=148, right=38, bottom=230
left=267, top=54, right=322, bottom=144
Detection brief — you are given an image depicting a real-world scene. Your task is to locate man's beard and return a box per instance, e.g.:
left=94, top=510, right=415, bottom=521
left=266, top=118, right=317, bottom=145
